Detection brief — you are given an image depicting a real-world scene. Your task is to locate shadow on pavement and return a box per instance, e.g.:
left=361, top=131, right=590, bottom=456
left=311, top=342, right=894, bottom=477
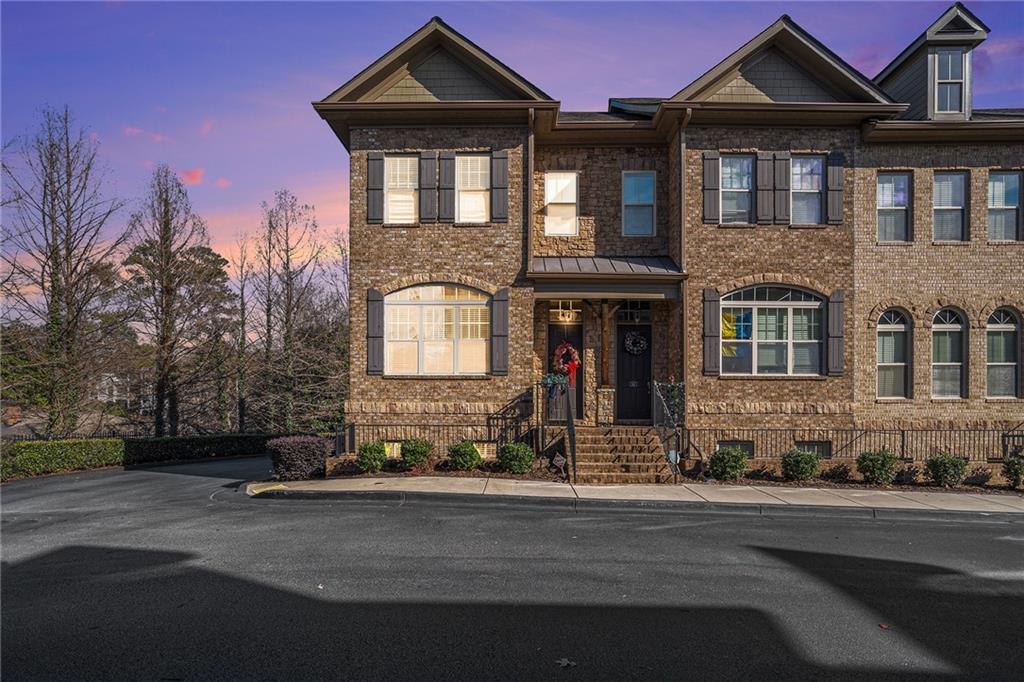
left=127, top=455, right=273, bottom=482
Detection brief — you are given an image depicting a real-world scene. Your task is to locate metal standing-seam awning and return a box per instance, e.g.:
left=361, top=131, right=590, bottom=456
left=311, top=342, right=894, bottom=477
left=528, top=256, right=685, bottom=299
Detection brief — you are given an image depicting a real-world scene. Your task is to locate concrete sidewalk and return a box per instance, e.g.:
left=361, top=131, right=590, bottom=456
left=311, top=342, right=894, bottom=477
left=247, top=476, right=1024, bottom=519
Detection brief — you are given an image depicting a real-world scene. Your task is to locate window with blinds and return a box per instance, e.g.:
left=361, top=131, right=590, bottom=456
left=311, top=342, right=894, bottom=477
left=988, top=171, right=1020, bottom=241
left=720, top=155, right=753, bottom=224
left=987, top=308, right=1019, bottom=398
left=877, top=309, right=910, bottom=398
left=384, top=284, right=489, bottom=375
left=933, top=172, right=966, bottom=241
left=544, top=172, right=578, bottom=235
left=932, top=308, right=965, bottom=398
left=622, top=171, right=655, bottom=236
left=877, top=173, right=910, bottom=241
left=456, top=155, right=490, bottom=224
left=791, top=156, right=823, bottom=225
left=385, top=156, right=418, bottom=224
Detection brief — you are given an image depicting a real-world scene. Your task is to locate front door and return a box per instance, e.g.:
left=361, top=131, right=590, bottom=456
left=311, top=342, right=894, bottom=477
left=616, top=324, right=652, bottom=421
left=547, top=323, right=583, bottom=420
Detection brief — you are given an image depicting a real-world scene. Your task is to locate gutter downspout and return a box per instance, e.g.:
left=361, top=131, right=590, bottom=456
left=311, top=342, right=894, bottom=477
left=678, top=108, right=692, bottom=434
left=526, top=107, right=535, bottom=277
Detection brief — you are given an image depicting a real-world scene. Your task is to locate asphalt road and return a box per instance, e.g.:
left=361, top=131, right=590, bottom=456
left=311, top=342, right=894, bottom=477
left=2, top=457, right=1022, bottom=681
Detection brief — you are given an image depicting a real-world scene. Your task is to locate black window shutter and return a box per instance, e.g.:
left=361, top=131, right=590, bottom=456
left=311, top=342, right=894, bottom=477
left=703, top=288, right=721, bottom=375
left=827, top=289, right=845, bottom=376
left=491, top=150, right=509, bottom=223
left=419, top=152, right=437, bottom=223
left=438, top=152, right=455, bottom=223
left=1018, top=320, right=1024, bottom=398
left=367, top=152, right=384, bottom=224
left=827, top=152, right=844, bottom=225
left=490, top=288, right=510, bottom=375
left=756, top=151, right=774, bottom=224
left=702, top=151, right=720, bottom=224
left=905, top=326, right=914, bottom=399
left=366, top=288, right=384, bottom=375
left=773, top=152, right=791, bottom=224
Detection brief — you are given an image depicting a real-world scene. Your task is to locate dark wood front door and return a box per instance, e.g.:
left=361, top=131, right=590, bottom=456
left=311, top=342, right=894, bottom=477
left=616, top=324, right=652, bottom=421
left=547, top=323, right=583, bottom=420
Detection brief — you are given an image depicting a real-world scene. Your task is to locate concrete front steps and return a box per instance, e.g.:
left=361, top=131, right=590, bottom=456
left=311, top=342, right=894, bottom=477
left=571, top=426, right=674, bottom=484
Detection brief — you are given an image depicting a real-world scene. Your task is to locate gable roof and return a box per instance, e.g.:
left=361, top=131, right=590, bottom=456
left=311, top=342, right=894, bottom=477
left=318, top=17, right=553, bottom=103
left=671, top=15, right=894, bottom=104
left=874, top=3, right=989, bottom=84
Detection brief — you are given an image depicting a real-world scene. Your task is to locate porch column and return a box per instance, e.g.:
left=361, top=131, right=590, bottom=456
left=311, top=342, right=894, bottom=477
left=597, top=300, right=620, bottom=425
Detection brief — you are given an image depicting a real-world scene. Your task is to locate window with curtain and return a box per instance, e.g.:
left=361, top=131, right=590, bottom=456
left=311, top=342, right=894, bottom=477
left=544, top=172, right=578, bottom=235
left=384, top=156, right=418, bottom=224
left=456, top=155, right=490, bottom=224
left=988, top=171, right=1021, bottom=241
left=622, top=171, right=655, bottom=236
left=932, top=308, right=965, bottom=398
left=987, top=308, right=1019, bottom=398
left=791, top=156, right=824, bottom=225
left=935, top=48, right=964, bottom=114
left=720, top=155, right=753, bottom=224
left=877, top=309, right=910, bottom=398
left=720, top=286, right=823, bottom=376
left=384, top=285, right=489, bottom=375
left=877, top=173, right=911, bottom=241
left=933, top=172, right=966, bottom=241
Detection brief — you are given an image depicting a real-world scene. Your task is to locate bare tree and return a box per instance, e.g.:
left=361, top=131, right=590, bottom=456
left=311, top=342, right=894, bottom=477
left=230, top=236, right=252, bottom=432
left=1, top=106, right=129, bottom=436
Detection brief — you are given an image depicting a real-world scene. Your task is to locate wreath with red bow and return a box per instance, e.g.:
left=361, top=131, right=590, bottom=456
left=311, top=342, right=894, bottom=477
left=551, top=340, right=581, bottom=375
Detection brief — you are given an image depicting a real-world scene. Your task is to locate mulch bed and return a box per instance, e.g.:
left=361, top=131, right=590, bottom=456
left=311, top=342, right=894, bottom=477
left=679, top=470, right=1023, bottom=496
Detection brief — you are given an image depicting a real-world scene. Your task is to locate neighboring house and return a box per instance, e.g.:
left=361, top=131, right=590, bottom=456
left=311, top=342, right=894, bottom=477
left=315, top=3, right=1023, bottom=478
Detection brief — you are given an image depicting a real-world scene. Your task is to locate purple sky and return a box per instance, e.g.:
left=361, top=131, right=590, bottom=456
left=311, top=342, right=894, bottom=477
left=3, top=1, right=1022, bottom=256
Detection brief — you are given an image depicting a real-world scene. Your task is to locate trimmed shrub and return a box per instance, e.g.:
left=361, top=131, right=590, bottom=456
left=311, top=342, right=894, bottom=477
left=497, top=442, right=534, bottom=474
left=925, top=453, right=968, bottom=487
left=1, top=439, right=124, bottom=480
left=123, top=434, right=275, bottom=466
left=708, top=446, right=748, bottom=481
left=448, top=440, right=482, bottom=471
left=856, top=449, right=900, bottom=485
left=356, top=441, right=387, bottom=473
left=400, top=439, right=434, bottom=469
left=1002, top=453, right=1024, bottom=489
left=267, top=436, right=327, bottom=481
left=781, top=448, right=821, bottom=481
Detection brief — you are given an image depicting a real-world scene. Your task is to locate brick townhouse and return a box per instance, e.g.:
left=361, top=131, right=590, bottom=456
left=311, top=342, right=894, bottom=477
left=315, top=3, right=1023, bottom=480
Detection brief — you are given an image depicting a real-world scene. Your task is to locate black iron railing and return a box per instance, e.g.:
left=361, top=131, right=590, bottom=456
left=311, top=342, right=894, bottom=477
left=653, top=382, right=685, bottom=479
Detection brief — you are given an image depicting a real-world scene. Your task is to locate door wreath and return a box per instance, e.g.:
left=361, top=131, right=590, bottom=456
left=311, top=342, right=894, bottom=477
left=551, top=340, right=581, bottom=374
left=624, top=330, right=648, bottom=355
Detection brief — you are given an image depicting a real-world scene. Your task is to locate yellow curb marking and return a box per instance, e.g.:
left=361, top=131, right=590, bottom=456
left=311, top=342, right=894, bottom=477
left=250, top=483, right=287, bottom=495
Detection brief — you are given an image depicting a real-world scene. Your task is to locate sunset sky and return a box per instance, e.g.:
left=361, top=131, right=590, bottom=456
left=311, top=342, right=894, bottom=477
left=3, top=1, right=1022, bottom=256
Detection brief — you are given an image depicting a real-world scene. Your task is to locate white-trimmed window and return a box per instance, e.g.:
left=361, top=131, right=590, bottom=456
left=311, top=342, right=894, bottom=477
left=720, top=155, right=754, bottom=224
left=384, top=284, right=489, bottom=376
left=622, top=171, right=656, bottom=236
left=933, top=172, right=966, bottom=241
left=791, top=156, right=824, bottom=225
left=544, top=172, right=578, bottom=235
left=456, top=155, right=490, bottom=224
left=720, top=285, right=823, bottom=376
left=877, top=173, right=911, bottom=241
left=988, top=171, right=1021, bottom=241
left=384, top=156, right=418, bottom=224
left=987, top=308, right=1019, bottom=398
left=877, top=309, right=910, bottom=398
left=935, top=48, right=964, bottom=114
left=932, top=308, right=965, bottom=398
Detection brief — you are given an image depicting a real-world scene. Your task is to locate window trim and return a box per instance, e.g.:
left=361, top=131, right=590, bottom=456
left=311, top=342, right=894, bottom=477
left=621, top=170, right=657, bottom=237
left=717, top=440, right=754, bottom=457
left=877, top=310, right=910, bottom=399
left=720, top=154, right=755, bottom=225
left=933, top=171, right=968, bottom=242
left=454, top=153, right=490, bottom=225
left=935, top=47, right=965, bottom=114
left=877, top=171, right=912, bottom=242
left=383, top=154, right=419, bottom=226
left=720, top=287, right=825, bottom=377
left=795, top=441, right=832, bottom=460
left=790, top=155, right=825, bottom=226
left=986, top=308, right=1019, bottom=398
left=987, top=170, right=1022, bottom=242
left=931, top=308, right=966, bottom=399
left=543, top=170, right=579, bottom=236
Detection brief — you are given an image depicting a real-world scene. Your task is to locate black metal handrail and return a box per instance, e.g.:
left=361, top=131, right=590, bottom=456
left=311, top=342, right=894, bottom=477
left=653, top=382, right=685, bottom=480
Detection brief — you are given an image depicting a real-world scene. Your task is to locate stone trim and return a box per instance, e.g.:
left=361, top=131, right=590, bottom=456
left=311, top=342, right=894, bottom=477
left=379, top=273, right=500, bottom=296
left=713, top=272, right=833, bottom=297
left=866, top=301, right=919, bottom=328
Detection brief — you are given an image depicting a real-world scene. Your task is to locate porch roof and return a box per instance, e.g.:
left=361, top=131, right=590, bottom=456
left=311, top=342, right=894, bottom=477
left=529, top=256, right=684, bottom=300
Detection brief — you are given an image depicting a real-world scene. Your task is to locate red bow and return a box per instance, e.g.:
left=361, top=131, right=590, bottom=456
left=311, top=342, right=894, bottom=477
left=567, top=359, right=579, bottom=388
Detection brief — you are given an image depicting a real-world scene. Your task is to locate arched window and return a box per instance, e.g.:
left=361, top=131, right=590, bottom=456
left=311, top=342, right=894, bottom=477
left=384, top=284, right=489, bottom=376
left=720, top=285, right=824, bottom=376
left=932, top=308, right=966, bottom=398
left=987, top=308, right=1020, bottom=398
left=877, top=310, right=910, bottom=398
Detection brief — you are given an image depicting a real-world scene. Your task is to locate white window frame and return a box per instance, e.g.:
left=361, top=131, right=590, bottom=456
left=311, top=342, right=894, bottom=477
left=986, top=309, right=1019, bottom=398
left=384, top=155, right=418, bottom=225
left=987, top=170, right=1021, bottom=242
left=935, top=48, right=965, bottom=114
left=455, top=154, right=490, bottom=224
left=877, top=172, right=911, bottom=242
left=932, top=308, right=965, bottom=398
left=933, top=171, right=967, bottom=241
left=877, top=310, right=910, bottom=399
left=543, top=171, right=579, bottom=236
left=720, top=154, right=754, bottom=225
left=621, top=170, right=656, bottom=236
left=719, top=287, right=824, bottom=377
left=790, top=155, right=825, bottom=226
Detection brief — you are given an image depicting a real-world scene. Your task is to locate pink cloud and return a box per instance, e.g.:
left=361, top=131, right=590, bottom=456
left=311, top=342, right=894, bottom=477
left=179, top=168, right=205, bottom=186
left=215, top=177, right=232, bottom=189
left=149, top=132, right=169, bottom=143
left=141, top=159, right=155, bottom=170
left=123, top=126, right=143, bottom=137
left=200, top=118, right=215, bottom=136
left=123, top=125, right=170, bottom=143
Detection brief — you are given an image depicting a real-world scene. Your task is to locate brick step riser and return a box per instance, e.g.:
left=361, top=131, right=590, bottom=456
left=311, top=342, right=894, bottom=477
left=574, top=474, right=675, bottom=485
left=575, top=454, right=667, bottom=463
left=575, top=445, right=664, bottom=455
left=574, top=437, right=659, bottom=446
left=575, top=465, right=671, bottom=474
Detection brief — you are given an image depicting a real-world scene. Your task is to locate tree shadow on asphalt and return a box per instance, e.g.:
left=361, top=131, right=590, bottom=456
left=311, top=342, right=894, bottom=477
left=5, top=545, right=1014, bottom=680
left=125, top=455, right=273, bottom=483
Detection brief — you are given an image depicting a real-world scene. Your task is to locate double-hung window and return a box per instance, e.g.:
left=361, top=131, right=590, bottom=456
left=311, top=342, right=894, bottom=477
left=988, top=171, right=1021, bottom=241
left=877, top=310, right=910, bottom=398
left=720, top=286, right=823, bottom=376
left=384, top=156, right=418, bottom=224
left=933, top=172, right=966, bottom=241
left=544, top=172, right=578, bottom=236
left=987, top=309, right=1019, bottom=398
left=622, top=171, right=656, bottom=236
left=791, top=156, right=824, bottom=225
left=932, top=308, right=965, bottom=398
left=720, top=155, right=754, bottom=224
left=456, top=155, right=490, bottom=224
left=935, top=48, right=964, bottom=114
left=877, top=173, right=911, bottom=241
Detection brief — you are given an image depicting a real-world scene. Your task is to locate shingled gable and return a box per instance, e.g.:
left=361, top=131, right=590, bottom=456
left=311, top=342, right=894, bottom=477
left=874, top=2, right=989, bottom=84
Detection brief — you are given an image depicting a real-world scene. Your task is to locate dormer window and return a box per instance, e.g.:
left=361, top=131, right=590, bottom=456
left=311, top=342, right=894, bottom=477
left=935, top=48, right=964, bottom=113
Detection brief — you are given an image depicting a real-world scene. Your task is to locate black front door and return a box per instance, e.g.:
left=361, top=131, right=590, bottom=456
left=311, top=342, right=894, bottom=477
left=547, top=323, right=583, bottom=420
left=616, top=324, right=652, bottom=421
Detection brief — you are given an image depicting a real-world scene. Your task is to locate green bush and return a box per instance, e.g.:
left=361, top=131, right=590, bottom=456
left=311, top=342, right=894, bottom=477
left=497, top=442, right=534, bottom=474
left=400, top=439, right=434, bottom=469
left=925, top=453, right=968, bottom=487
left=708, top=446, right=748, bottom=481
left=1002, top=453, right=1024, bottom=489
left=1, top=439, right=124, bottom=480
left=448, top=440, right=482, bottom=471
left=123, top=434, right=275, bottom=466
left=856, top=449, right=900, bottom=485
left=356, top=441, right=387, bottom=473
left=267, top=436, right=327, bottom=481
left=781, top=448, right=821, bottom=481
